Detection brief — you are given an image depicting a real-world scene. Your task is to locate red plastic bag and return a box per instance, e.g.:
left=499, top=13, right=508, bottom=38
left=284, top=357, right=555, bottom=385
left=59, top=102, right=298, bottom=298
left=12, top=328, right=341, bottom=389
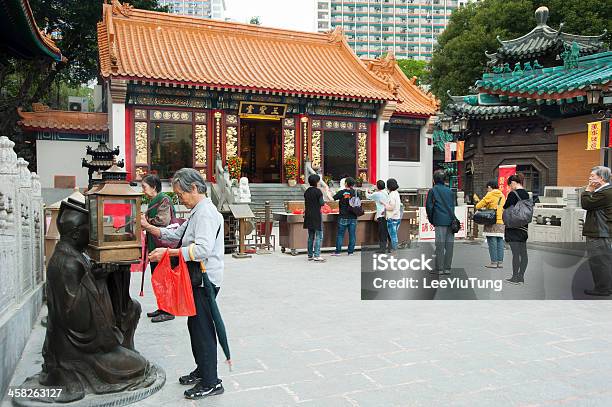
left=291, top=209, right=304, bottom=214
left=151, top=250, right=196, bottom=316
left=321, top=204, right=331, bottom=214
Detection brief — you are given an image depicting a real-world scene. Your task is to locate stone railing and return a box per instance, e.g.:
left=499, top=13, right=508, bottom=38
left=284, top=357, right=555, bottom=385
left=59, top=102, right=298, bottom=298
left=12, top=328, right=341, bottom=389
left=0, top=136, right=45, bottom=395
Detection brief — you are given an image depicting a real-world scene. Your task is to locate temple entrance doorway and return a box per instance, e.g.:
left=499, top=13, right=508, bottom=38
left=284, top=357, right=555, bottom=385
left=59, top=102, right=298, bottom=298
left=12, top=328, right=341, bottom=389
left=239, top=119, right=282, bottom=183
left=323, top=131, right=357, bottom=181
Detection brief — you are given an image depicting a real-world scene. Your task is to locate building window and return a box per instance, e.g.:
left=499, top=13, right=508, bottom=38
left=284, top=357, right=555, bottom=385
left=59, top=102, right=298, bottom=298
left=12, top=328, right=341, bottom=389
left=389, top=127, right=420, bottom=162
left=150, top=123, right=193, bottom=179
left=516, top=165, right=541, bottom=195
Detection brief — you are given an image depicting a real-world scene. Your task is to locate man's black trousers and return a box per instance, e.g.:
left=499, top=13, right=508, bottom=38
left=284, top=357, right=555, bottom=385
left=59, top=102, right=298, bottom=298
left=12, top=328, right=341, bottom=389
left=187, top=285, right=220, bottom=387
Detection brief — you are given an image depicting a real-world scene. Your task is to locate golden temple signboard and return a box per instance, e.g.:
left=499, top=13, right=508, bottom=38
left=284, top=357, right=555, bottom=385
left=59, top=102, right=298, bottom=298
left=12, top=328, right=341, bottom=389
left=239, top=101, right=287, bottom=120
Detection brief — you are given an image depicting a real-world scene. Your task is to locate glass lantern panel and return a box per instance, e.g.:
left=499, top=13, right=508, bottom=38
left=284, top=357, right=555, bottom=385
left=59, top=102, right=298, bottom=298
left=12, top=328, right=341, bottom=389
left=102, top=198, right=137, bottom=243
left=89, top=197, right=98, bottom=241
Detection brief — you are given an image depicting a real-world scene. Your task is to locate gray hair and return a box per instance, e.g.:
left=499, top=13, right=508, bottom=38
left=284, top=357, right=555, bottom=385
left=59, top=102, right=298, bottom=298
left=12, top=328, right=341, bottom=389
left=591, top=166, right=611, bottom=182
left=171, top=168, right=207, bottom=194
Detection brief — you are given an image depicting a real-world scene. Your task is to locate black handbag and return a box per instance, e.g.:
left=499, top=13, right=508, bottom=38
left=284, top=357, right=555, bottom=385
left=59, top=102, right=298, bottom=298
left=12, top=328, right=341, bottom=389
left=473, top=197, right=502, bottom=225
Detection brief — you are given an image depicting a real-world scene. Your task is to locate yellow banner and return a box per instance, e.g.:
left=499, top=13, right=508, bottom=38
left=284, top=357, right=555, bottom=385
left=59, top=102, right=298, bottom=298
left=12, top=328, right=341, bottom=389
left=587, top=121, right=602, bottom=150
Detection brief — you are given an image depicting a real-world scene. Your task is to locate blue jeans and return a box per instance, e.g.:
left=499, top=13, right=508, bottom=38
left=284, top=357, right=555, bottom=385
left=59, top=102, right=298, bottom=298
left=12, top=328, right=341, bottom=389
left=386, top=219, right=401, bottom=250
left=335, top=218, right=357, bottom=254
left=435, top=225, right=454, bottom=271
left=307, top=228, right=323, bottom=258
left=486, top=236, right=504, bottom=263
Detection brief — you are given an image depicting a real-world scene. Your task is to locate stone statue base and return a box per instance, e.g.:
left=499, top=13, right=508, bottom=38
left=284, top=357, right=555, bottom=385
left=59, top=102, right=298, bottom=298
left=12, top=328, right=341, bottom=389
left=12, top=363, right=165, bottom=407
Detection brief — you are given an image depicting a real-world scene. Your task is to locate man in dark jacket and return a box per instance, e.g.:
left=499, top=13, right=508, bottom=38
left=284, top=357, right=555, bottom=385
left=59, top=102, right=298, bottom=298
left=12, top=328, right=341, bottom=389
left=426, top=170, right=455, bottom=274
left=581, top=165, right=612, bottom=296
left=304, top=174, right=327, bottom=262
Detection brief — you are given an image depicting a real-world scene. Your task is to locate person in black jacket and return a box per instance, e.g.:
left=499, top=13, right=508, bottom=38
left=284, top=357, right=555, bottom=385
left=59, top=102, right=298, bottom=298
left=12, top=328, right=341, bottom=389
left=425, top=170, right=455, bottom=275
left=332, top=177, right=358, bottom=256
left=304, top=174, right=327, bottom=262
left=581, top=166, right=612, bottom=296
left=503, top=173, right=530, bottom=285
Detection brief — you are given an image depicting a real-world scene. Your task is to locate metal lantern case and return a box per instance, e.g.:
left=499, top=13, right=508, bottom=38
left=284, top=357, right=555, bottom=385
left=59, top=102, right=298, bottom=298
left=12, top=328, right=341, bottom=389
left=86, top=165, right=142, bottom=263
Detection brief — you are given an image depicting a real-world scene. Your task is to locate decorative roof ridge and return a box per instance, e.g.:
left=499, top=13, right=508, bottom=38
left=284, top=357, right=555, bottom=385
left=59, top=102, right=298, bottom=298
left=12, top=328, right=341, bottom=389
left=101, top=2, right=334, bottom=44
left=496, top=25, right=559, bottom=47
left=333, top=33, right=402, bottom=100
left=364, top=53, right=440, bottom=104
left=446, top=91, right=467, bottom=104
left=391, top=64, right=439, bottom=109
left=486, top=6, right=606, bottom=64
left=14, top=0, right=64, bottom=61
left=481, top=50, right=612, bottom=82
left=559, top=30, right=609, bottom=46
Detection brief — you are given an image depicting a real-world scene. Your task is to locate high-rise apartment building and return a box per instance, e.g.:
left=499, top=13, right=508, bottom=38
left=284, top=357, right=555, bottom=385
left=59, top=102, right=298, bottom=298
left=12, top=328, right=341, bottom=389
left=159, top=0, right=226, bottom=19
left=316, top=0, right=462, bottom=61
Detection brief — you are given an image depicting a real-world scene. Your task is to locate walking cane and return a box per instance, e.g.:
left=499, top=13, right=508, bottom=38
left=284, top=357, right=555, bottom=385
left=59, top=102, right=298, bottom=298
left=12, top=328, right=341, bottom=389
left=139, top=231, right=148, bottom=297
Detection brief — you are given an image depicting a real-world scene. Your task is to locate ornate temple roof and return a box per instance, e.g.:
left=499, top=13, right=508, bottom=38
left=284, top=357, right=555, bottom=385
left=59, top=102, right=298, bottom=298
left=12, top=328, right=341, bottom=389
left=17, top=103, right=108, bottom=133
left=446, top=93, right=536, bottom=120
left=364, top=53, right=438, bottom=117
left=0, top=0, right=63, bottom=61
left=485, top=6, right=607, bottom=66
left=97, top=1, right=399, bottom=102
left=477, top=51, right=612, bottom=104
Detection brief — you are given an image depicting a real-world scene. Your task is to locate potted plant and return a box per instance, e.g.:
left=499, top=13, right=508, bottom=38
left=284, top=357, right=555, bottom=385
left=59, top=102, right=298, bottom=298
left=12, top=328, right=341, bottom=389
left=285, top=156, right=298, bottom=186
left=227, top=156, right=243, bottom=181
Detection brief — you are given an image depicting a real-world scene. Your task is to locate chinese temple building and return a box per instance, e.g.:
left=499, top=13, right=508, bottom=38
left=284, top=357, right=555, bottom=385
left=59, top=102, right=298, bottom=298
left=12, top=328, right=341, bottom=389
left=96, top=1, right=437, bottom=187
left=18, top=103, right=109, bottom=188
left=438, top=6, right=609, bottom=200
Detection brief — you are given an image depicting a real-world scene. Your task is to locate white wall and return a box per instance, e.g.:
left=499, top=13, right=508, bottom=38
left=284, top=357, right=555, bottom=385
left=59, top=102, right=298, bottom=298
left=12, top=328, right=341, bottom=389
left=388, top=124, right=433, bottom=189
left=36, top=140, right=90, bottom=188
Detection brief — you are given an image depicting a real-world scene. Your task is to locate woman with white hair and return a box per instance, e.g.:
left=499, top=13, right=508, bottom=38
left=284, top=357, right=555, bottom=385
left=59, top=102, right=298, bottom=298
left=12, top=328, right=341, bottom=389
left=141, top=168, right=227, bottom=400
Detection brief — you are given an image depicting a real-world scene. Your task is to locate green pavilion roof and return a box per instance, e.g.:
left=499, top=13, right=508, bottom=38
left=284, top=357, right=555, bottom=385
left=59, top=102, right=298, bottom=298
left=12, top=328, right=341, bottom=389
left=485, top=6, right=607, bottom=67
left=0, top=0, right=63, bottom=61
left=446, top=93, right=537, bottom=120
left=477, top=51, right=612, bottom=104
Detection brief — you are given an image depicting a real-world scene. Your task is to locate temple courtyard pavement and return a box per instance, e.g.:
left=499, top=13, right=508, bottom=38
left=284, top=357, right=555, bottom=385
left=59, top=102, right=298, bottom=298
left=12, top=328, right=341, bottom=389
left=4, top=242, right=612, bottom=407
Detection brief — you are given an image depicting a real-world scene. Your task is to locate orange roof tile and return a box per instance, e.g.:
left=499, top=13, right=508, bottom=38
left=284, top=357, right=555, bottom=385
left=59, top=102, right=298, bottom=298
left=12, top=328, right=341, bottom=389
left=365, top=54, right=439, bottom=117
left=18, top=104, right=108, bottom=133
left=97, top=2, right=398, bottom=101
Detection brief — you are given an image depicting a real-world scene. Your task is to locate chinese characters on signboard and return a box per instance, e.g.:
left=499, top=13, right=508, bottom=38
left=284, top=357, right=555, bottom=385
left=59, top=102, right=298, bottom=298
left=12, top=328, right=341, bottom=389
left=498, top=165, right=517, bottom=197
left=418, top=206, right=468, bottom=240
left=239, top=101, right=287, bottom=120
left=586, top=121, right=602, bottom=150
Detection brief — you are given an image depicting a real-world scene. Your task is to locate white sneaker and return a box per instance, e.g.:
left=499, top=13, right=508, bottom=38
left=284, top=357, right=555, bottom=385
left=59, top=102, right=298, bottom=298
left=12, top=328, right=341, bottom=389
left=314, top=257, right=326, bottom=262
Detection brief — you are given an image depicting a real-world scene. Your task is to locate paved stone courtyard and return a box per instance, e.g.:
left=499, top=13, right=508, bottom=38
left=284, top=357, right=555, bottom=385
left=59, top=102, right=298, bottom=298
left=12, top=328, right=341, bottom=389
left=5, top=242, right=612, bottom=406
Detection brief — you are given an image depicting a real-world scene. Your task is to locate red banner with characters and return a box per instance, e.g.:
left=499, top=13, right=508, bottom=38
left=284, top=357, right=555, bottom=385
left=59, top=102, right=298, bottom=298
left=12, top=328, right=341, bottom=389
left=498, top=165, right=516, bottom=197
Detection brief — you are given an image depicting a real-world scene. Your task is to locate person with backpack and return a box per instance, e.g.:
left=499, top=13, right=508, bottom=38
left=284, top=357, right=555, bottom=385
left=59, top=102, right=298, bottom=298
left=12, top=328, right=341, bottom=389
left=502, top=173, right=531, bottom=285
left=366, top=180, right=390, bottom=253
left=425, top=170, right=457, bottom=275
left=475, top=180, right=506, bottom=268
left=384, top=178, right=402, bottom=252
left=303, top=174, right=327, bottom=262
left=332, top=177, right=360, bottom=256
left=581, top=166, right=612, bottom=296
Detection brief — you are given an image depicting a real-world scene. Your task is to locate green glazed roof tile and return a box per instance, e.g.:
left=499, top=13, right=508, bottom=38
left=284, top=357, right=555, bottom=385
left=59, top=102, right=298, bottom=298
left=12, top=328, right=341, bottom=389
left=479, top=51, right=612, bottom=100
